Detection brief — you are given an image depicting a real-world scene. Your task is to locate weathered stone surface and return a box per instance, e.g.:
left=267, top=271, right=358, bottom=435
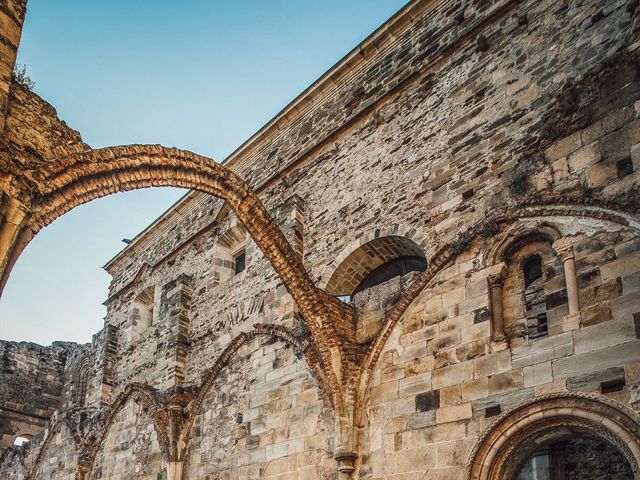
left=1, top=0, right=640, bottom=478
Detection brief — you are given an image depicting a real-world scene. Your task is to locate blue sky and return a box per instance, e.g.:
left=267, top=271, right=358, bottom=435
left=0, top=0, right=409, bottom=345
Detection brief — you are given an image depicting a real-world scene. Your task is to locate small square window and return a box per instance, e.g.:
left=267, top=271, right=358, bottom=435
left=234, top=251, right=246, bottom=274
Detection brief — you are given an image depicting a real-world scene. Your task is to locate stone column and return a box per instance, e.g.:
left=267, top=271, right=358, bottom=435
left=553, top=239, right=581, bottom=331
left=554, top=243, right=580, bottom=315
left=167, top=461, right=183, bottom=480
left=487, top=263, right=508, bottom=342
left=161, top=274, right=193, bottom=388
left=0, top=196, right=29, bottom=295
left=76, top=465, right=91, bottom=480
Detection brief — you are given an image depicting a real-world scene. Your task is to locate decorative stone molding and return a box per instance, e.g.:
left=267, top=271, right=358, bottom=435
left=466, top=392, right=640, bottom=480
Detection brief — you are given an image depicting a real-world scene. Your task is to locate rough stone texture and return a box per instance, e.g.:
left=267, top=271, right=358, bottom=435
left=32, top=422, right=77, bottom=480
left=1, top=0, right=640, bottom=479
left=0, top=341, right=85, bottom=448
left=90, top=400, right=164, bottom=480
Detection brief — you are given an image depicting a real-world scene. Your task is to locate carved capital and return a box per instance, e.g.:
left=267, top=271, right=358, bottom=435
left=334, top=449, right=358, bottom=474
left=487, top=262, right=508, bottom=288
left=552, top=238, right=575, bottom=262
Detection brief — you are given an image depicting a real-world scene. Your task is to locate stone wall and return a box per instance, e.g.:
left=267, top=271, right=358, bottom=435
left=90, top=401, right=164, bottom=480
left=32, top=422, right=77, bottom=480
left=184, top=336, right=335, bottom=479
left=0, top=341, right=83, bottom=448
left=1, top=0, right=640, bottom=479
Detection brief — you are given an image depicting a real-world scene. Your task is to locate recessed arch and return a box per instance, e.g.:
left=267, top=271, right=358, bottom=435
left=182, top=325, right=326, bottom=477
left=186, top=324, right=312, bottom=430
left=321, top=227, right=428, bottom=296
left=466, top=393, right=640, bottom=480
left=483, top=222, right=561, bottom=267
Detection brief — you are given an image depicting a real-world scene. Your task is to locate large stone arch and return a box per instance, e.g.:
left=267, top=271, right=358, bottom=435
left=0, top=144, right=352, bottom=410
left=466, top=393, right=640, bottom=480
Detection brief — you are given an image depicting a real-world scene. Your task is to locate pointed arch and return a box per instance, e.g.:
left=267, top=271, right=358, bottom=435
left=182, top=324, right=315, bottom=448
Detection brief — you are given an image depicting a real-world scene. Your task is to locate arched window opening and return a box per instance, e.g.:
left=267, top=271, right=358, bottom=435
left=212, top=222, right=249, bottom=288
left=353, top=256, right=427, bottom=295
left=467, top=395, right=640, bottom=480
left=522, top=254, right=548, bottom=339
left=74, top=363, right=90, bottom=407
left=234, top=249, right=246, bottom=275
left=13, top=434, right=32, bottom=447
left=499, top=235, right=567, bottom=340
left=325, top=235, right=427, bottom=298
left=523, top=255, right=543, bottom=288
left=515, top=437, right=633, bottom=480
left=128, top=286, right=156, bottom=343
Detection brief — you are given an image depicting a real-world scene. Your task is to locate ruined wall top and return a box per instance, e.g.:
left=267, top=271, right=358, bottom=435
left=103, top=0, right=497, bottom=274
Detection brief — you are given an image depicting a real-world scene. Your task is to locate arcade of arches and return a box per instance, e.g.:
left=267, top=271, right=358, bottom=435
left=2, top=0, right=640, bottom=479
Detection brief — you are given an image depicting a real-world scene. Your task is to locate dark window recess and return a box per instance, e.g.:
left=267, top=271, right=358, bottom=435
left=234, top=251, right=246, bottom=274
left=634, top=313, right=640, bottom=339
left=473, top=307, right=490, bottom=324
left=416, top=390, right=440, bottom=412
left=601, top=378, right=625, bottom=394
left=353, top=256, right=427, bottom=295
left=485, top=405, right=501, bottom=417
left=617, top=157, right=634, bottom=178
left=523, top=255, right=543, bottom=288
left=523, top=254, right=548, bottom=339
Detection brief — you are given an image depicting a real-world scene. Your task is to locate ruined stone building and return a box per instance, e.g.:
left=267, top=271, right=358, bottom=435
left=1, top=0, right=640, bottom=478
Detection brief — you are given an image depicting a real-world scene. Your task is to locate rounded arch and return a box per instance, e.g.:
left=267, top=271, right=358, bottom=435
left=466, top=393, right=640, bottom=480
left=67, top=355, right=92, bottom=408
left=320, top=225, right=428, bottom=296
left=483, top=221, right=561, bottom=267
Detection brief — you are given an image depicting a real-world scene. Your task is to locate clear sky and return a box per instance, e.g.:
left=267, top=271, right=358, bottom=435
left=0, top=0, right=409, bottom=345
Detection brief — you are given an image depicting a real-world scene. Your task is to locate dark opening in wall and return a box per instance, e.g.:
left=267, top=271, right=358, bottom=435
left=601, top=377, right=625, bottom=394
left=523, top=255, right=543, bottom=288
left=416, top=390, right=440, bottom=412
left=234, top=250, right=246, bottom=275
left=353, top=256, right=426, bottom=295
left=485, top=405, right=502, bottom=417
left=522, top=254, right=548, bottom=339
